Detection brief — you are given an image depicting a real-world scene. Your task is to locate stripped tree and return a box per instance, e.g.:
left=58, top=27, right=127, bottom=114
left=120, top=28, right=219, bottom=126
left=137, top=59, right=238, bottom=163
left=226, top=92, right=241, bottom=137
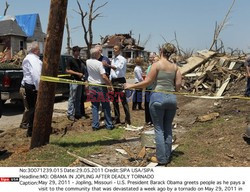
left=209, top=0, right=236, bottom=51
left=76, top=0, right=108, bottom=59
left=3, top=1, right=10, bottom=16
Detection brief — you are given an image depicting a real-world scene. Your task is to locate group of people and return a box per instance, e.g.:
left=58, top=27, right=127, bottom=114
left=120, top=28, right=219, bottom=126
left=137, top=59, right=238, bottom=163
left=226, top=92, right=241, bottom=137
left=67, top=43, right=182, bottom=166
left=17, top=40, right=250, bottom=166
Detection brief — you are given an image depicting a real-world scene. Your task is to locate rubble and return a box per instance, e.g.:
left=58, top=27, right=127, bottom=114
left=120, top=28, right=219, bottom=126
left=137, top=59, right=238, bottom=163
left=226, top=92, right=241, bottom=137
left=0, top=49, right=26, bottom=68
left=181, top=50, right=246, bottom=96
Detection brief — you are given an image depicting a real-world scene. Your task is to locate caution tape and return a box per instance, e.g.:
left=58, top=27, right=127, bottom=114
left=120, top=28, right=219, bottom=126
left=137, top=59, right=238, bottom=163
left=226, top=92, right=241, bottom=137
left=57, top=74, right=71, bottom=78
left=40, top=75, right=250, bottom=101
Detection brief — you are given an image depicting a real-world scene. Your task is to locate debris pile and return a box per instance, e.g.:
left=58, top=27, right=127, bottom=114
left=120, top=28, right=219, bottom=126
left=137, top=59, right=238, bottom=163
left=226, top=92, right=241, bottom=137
left=0, top=49, right=26, bottom=68
left=181, top=50, right=246, bottom=96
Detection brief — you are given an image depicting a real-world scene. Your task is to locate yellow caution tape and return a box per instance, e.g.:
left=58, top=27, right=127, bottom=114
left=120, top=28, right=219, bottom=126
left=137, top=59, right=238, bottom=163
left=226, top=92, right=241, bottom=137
left=57, top=74, right=71, bottom=77
left=40, top=75, right=250, bottom=100
left=41, top=76, right=111, bottom=88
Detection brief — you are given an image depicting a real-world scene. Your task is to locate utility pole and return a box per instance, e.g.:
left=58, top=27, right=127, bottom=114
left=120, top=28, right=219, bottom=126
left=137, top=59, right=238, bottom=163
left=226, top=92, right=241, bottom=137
left=65, top=15, right=71, bottom=55
left=30, top=0, right=68, bottom=149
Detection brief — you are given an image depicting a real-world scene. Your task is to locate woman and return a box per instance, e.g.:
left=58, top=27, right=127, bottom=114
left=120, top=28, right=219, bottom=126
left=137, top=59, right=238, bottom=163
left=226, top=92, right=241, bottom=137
left=144, top=52, right=156, bottom=126
left=125, top=43, right=182, bottom=165
left=132, top=57, right=144, bottom=110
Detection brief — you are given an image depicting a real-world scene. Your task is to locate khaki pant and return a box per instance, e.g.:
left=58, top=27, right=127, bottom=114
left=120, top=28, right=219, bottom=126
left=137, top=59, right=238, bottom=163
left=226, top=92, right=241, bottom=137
left=19, top=86, right=30, bottom=128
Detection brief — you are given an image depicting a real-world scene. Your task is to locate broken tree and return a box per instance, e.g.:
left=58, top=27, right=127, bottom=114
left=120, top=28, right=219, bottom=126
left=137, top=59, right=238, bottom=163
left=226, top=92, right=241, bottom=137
left=76, top=0, right=108, bottom=59
left=30, top=0, right=68, bottom=149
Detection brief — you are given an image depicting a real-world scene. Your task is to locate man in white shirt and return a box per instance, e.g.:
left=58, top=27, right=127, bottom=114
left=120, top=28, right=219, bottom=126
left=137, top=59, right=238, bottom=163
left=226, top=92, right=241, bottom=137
left=86, top=47, right=114, bottom=131
left=22, top=41, right=42, bottom=137
left=110, top=45, right=131, bottom=125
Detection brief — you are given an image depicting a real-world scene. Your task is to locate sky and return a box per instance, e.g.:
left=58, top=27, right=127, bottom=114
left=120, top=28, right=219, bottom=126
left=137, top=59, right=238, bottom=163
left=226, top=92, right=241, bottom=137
left=1, top=0, right=250, bottom=53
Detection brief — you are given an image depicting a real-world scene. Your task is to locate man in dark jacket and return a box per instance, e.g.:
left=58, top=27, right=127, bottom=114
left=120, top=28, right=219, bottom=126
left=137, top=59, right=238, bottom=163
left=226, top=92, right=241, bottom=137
left=0, top=91, right=7, bottom=156
left=66, top=46, right=85, bottom=121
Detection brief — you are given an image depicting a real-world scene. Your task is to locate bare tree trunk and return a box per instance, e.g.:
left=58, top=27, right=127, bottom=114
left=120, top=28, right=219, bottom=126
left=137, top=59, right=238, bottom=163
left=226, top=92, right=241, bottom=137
left=209, top=0, right=236, bottom=50
left=30, top=0, right=68, bottom=149
left=65, top=15, right=71, bottom=55
left=76, top=0, right=108, bottom=59
left=174, top=32, right=182, bottom=56
left=3, top=1, right=10, bottom=16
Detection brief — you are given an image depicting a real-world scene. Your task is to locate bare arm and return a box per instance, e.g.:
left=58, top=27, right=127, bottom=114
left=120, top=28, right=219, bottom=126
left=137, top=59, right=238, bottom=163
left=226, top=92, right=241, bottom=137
left=125, top=62, right=158, bottom=89
left=102, top=60, right=117, bottom=70
left=246, top=66, right=250, bottom=77
left=101, top=73, right=112, bottom=87
left=175, top=67, right=182, bottom=91
left=66, top=68, right=83, bottom=78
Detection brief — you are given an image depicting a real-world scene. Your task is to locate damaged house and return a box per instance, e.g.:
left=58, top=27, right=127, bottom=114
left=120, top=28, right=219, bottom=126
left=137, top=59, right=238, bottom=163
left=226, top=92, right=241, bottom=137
left=0, top=13, right=46, bottom=58
left=100, top=33, right=148, bottom=61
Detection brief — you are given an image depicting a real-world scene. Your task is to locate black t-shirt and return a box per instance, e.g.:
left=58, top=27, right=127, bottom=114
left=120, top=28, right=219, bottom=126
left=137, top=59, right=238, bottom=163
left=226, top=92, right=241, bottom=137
left=0, top=91, right=2, bottom=118
left=66, top=57, right=83, bottom=81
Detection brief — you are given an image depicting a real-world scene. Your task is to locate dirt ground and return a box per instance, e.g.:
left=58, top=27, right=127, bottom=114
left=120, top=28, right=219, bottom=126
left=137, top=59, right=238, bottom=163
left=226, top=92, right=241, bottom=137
left=0, top=91, right=249, bottom=167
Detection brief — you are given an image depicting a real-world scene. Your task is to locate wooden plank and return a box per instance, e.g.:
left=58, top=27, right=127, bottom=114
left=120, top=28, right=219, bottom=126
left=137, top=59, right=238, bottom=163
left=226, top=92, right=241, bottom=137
left=67, top=151, right=103, bottom=167
left=215, top=76, right=231, bottom=97
left=218, top=58, right=226, bottom=66
left=192, top=59, right=218, bottom=89
left=229, top=61, right=236, bottom=70
left=184, top=72, right=203, bottom=77
left=180, top=51, right=216, bottom=75
left=215, top=62, right=237, bottom=97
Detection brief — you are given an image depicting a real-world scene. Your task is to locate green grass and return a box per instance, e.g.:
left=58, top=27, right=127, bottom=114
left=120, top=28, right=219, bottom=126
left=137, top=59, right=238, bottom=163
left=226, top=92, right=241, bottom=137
left=1, top=128, right=125, bottom=167
left=170, top=116, right=246, bottom=167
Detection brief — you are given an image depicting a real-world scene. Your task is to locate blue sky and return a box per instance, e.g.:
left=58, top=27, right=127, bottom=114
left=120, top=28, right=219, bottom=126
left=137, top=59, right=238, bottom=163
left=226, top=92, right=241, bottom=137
left=1, top=0, right=250, bottom=53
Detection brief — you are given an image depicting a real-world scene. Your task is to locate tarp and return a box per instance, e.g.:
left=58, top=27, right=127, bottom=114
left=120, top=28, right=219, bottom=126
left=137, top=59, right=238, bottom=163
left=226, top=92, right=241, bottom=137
left=15, top=14, right=38, bottom=37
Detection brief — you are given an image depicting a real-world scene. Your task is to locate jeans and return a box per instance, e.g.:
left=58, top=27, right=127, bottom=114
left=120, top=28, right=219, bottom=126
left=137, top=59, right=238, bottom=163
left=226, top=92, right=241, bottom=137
left=246, top=78, right=250, bottom=96
left=89, top=86, right=113, bottom=129
left=67, top=84, right=82, bottom=118
left=149, top=92, right=177, bottom=164
left=144, top=90, right=152, bottom=124
left=132, top=89, right=143, bottom=109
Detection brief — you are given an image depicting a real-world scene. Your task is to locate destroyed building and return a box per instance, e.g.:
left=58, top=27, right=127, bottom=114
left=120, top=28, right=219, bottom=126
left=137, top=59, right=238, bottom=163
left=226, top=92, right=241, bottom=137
left=0, top=13, right=46, bottom=58
left=100, top=33, right=148, bottom=61
left=180, top=50, right=247, bottom=97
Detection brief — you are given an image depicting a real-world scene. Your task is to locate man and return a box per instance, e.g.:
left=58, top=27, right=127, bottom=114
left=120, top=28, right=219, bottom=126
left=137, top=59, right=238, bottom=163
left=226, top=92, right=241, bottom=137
left=95, top=44, right=112, bottom=78
left=80, top=57, right=89, bottom=119
left=0, top=90, right=7, bottom=156
left=22, top=41, right=42, bottom=137
left=144, top=52, right=156, bottom=127
left=0, top=90, right=2, bottom=119
left=19, top=79, right=30, bottom=129
left=95, top=45, right=112, bottom=119
left=245, top=56, right=250, bottom=97
left=86, top=47, right=114, bottom=131
left=110, top=45, right=131, bottom=125
left=66, top=46, right=84, bottom=121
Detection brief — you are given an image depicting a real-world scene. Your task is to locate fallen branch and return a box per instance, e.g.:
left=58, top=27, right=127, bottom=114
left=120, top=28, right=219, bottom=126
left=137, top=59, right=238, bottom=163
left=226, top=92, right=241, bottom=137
left=67, top=151, right=103, bottom=167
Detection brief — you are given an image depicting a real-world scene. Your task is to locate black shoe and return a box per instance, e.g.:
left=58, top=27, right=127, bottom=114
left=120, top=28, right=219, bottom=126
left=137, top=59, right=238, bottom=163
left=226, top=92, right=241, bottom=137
left=106, top=126, right=114, bottom=130
left=19, top=124, right=28, bottom=129
left=92, top=127, right=99, bottom=131
left=113, top=120, right=121, bottom=125
left=26, top=132, right=32, bottom=137
left=0, top=150, right=7, bottom=156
